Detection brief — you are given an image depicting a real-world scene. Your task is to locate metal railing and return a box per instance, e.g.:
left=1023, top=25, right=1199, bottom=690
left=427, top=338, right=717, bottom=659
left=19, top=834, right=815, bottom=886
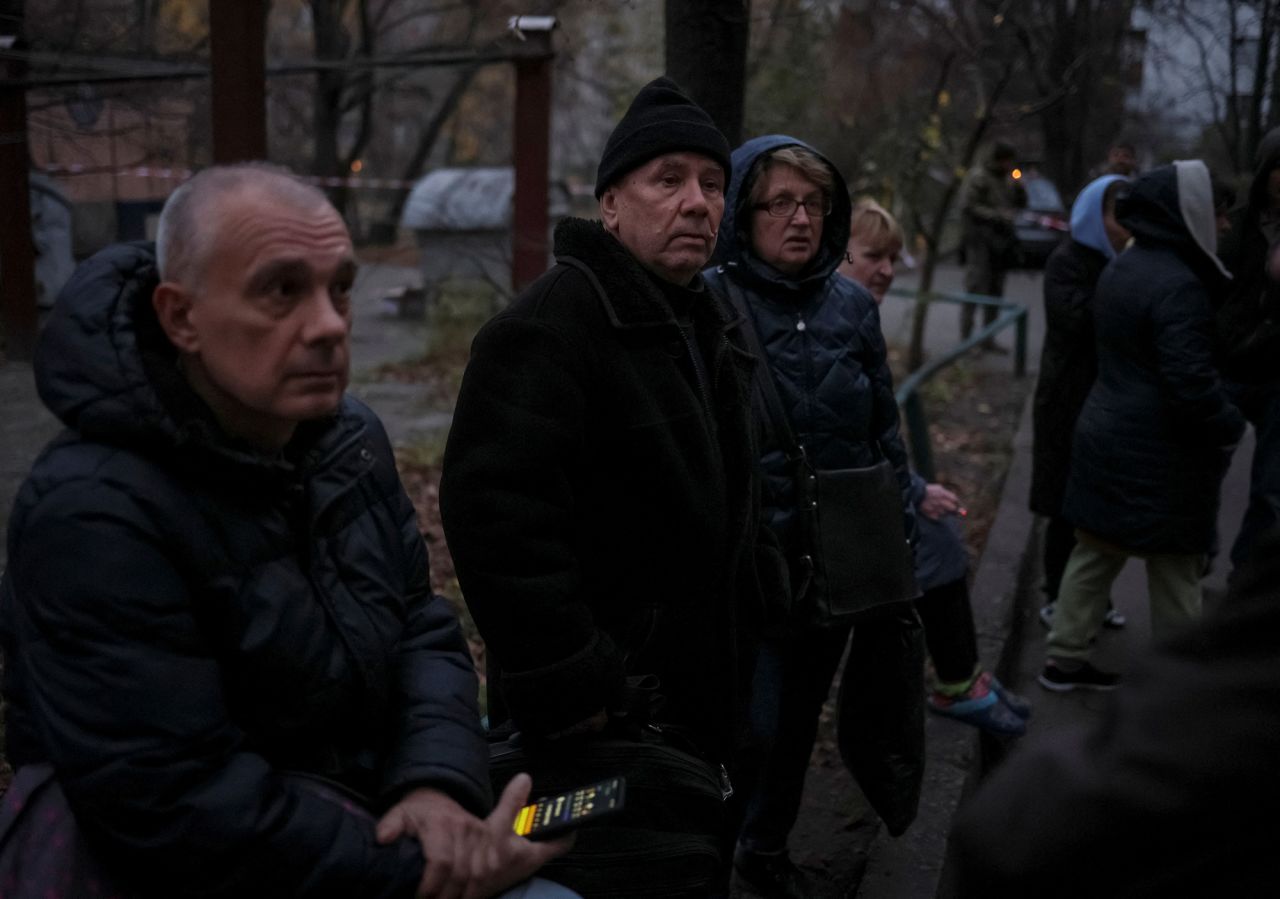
left=889, top=288, right=1028, bottom=482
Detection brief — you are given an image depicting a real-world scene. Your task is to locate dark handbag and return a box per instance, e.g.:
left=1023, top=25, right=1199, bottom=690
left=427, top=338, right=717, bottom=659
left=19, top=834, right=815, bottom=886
left=797, top=458, right=918, bottom=620
left=722, top=281, right=917, bottom=620
left=489, top=725, right=728, bottom=899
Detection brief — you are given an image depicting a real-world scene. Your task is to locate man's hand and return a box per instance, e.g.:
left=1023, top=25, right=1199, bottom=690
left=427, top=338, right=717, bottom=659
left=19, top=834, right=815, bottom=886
left=919, top=483, right=963, bottom=521
left=464, top=773, right=574, bottom=899
left=376, top=775, right=572, bottom=899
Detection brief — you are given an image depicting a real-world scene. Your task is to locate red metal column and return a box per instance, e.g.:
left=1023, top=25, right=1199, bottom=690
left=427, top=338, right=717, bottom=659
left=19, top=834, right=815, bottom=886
left=511, top=30, right=554, bottom=294
left=209, top=0, right=267, bottom=163
left=0, top=0, right=38, bottom=360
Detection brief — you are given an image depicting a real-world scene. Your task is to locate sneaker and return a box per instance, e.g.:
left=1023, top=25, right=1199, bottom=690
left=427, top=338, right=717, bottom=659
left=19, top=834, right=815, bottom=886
left=976, top=670, right=1032, bottom=719
left=928, top=677, right=1027, bottom=736
left=1038, top=660, right=1120, bottom=692
left=733, top=848, right=811, bottom=899
left=1103, top=607, right=1127, bottom=629
left=1038, top=603, right=1055, bottom=629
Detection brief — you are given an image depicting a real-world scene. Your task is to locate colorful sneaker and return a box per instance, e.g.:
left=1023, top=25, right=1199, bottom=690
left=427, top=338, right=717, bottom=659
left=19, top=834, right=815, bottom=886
left=928, top=677, right=1027, bottom=736
left=1038, top=660, right=1120, bottom=692
left=975, top=670, right=1032, bottom=719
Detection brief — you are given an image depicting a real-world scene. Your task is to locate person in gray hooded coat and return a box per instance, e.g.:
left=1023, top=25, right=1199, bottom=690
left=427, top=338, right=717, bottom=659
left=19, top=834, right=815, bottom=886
left=1040, top=161, right=1245, bottom=693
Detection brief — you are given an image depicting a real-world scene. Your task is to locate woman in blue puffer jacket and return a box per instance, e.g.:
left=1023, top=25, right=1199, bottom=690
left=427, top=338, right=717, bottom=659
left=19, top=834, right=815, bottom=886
left=702, top=136, right=918, bottom=897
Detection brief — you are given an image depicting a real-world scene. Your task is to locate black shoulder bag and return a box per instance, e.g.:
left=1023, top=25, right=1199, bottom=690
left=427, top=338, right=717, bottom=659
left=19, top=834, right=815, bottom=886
left=723, top=278, right=917, bottom=621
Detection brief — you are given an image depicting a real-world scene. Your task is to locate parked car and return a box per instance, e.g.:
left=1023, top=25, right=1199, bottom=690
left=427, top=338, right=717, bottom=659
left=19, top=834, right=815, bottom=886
left=1012, top=173, right=1069, bottom=268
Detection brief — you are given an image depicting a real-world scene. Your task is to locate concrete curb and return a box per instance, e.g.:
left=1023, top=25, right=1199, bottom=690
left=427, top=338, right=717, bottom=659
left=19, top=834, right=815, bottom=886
left=856, top=388, right=1041, bottom=899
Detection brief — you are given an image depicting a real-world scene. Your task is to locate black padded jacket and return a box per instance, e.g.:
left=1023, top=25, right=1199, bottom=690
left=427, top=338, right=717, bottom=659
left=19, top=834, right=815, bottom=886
left=0, top=243, right=491, bottom=898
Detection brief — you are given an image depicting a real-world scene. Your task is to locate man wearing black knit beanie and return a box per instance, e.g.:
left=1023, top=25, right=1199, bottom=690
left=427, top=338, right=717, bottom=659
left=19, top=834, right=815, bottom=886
left=441, top=77, right=780, bottom=896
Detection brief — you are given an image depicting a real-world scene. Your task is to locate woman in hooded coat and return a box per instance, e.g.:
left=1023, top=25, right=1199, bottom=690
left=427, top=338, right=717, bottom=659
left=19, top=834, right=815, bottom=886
left=1040, top=161, right=1245, bottom=692
left=702, top=136, right=922, bottom=898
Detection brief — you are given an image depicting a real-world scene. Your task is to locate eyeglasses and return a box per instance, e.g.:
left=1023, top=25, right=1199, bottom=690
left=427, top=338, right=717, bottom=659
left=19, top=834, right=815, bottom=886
left=755, top=196, right=832, bottom=218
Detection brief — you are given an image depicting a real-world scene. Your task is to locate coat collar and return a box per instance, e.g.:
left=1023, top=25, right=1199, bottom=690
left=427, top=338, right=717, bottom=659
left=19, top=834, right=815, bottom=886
left=552, top=217, right=744, bottom=335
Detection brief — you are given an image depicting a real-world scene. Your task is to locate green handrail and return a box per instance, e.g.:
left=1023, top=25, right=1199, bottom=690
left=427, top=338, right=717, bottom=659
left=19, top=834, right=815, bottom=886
left=887, top=287, right=1028, bottom=482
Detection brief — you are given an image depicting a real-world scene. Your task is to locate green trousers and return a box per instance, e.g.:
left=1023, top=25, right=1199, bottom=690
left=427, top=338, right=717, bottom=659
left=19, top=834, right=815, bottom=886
left=1047, top=533, right=1204, bottom=661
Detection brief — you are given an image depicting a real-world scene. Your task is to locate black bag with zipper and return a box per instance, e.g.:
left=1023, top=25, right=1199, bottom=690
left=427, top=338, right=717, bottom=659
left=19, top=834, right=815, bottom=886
left=488, top=717, right=729, bottom=899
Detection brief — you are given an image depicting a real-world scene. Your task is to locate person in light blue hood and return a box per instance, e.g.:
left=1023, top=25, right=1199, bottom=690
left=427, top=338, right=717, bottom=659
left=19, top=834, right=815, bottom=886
left=1040, top=161, right=1245, bottom=693
left=1030, top=174, right=1132, bottom=629
left=703, top=137, right=922, bottom=898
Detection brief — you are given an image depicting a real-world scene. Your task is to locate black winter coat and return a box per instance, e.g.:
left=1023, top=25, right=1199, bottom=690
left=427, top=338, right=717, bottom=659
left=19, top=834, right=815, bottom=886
left=1030, top=238, right=1108, bottom=517
left=1063, top=168, right=1245, bottom=554
left=0, top=244, right=491, bottom=899
left=439, top=218, right=772, bottom=760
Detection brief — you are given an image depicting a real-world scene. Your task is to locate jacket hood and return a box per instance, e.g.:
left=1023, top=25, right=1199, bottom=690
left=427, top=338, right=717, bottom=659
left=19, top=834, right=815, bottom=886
left=1117, top=161, right=1231, bottom=281
left=1070, top=174, right=1127, bottom=259
left=710, top=134, right=852, bottom=294
left=35, top=242, right=182, bottom=447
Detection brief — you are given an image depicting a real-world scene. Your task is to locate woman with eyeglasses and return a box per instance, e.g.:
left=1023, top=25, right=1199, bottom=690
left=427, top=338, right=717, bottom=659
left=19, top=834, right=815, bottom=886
left=703, top=137, right=924, bottom=898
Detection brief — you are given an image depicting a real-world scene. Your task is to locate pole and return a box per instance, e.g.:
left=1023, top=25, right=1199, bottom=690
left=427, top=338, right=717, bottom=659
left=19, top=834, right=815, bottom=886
left=209, top=0, right=267, bottom=163
left=510, top=18, right=555, bottom=294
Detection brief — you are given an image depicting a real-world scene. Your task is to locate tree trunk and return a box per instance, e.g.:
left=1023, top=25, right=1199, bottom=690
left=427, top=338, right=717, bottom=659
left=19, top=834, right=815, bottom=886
left=663, top=0, right=748, bottom=147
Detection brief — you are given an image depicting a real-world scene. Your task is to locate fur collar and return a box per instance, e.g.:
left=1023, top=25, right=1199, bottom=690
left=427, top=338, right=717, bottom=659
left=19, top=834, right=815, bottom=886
left=552, top=217, right=742, bottom=333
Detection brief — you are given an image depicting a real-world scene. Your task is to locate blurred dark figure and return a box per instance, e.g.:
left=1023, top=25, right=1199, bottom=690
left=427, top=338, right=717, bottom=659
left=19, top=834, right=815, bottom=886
left=951, top=527, right=1280, bottom=898
left=1040, top=161, right=1245, bottom=692
left=1031, top=175, right=1131, bottom=631
left=1216, top=125, right=1280, bottom=573
left=958, top=142, right=1021, bottom=351
left=1088, top=140, right=1139, bottom=181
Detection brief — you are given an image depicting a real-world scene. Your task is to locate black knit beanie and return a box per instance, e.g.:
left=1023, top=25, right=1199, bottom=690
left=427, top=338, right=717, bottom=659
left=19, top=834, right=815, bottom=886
left=594, top=77, right=732, bottom=198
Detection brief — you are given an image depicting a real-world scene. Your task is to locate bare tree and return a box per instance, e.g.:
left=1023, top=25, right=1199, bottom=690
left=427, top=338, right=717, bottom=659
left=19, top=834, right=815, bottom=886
left=1144, top=0, right=1279, bottom=175
left=1001, top=0, right=1139, bottom=195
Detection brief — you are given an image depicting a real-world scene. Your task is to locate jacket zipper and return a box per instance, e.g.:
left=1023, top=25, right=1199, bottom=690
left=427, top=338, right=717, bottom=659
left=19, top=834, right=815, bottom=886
left=795, top=311, right=816, bottom=433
